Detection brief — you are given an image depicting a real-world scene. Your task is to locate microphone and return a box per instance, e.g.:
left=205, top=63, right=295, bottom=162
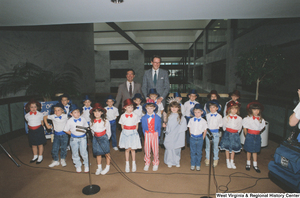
left=76, top=126, right=90, bottom=133
left=206, top=128, right=213, bottom=139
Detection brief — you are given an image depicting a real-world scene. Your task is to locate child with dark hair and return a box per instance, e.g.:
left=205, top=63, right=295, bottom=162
left=105, top=95, right=119, bottom=151
left=243, top=101, right=266, bottom=173
left=82, top=95, right=92, bottom=126
left=90, top=103, right=111, bottom=175
left=25, top=99, right=46, bottom=164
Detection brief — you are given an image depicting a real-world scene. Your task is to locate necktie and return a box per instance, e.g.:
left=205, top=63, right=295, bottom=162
left=30, top=112, right=37, bottom=115
left=154, top=71, right=157, bottom=86
left=129, top=82, right=132, bottom=97
left=94, top=119, right=101, bottom=123
left=74, top=118, right=81, bottom=123
left=211, top=114, right=217, bottom=117
left=84, top=107, right=91, bottom=111
left=190, top=102, right=195, bottom=105
left=194, top=118, right=201, bottom=122
left=55, top=116, right=62, bottom=119
left=230, top=116, right=237, bottom=119
left=253, top=116, right=259, bottom=120
left=147, top=114, right=154, bottom=119
left=107, top=107, right=113, bottom=110
left=125, top=114, right=133, bottom=118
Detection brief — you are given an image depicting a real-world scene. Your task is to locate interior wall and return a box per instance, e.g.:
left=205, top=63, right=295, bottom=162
left=0, top=24, right=95, bottom=98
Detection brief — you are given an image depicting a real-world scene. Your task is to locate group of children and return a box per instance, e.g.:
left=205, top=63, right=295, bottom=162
left=24, top=88, right=266, bottom=175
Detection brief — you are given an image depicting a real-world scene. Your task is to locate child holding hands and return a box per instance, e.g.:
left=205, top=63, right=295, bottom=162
left=44, top=103, right=68, bottom=167
left=188, top=104, right=207, bottom=171
left=243, top=101, right=266, bottom=173
left=219, top=101, right=242, bottom=169
left=163, top=100, right=187, bottom=168
left=25, top=99, right=46, bottom=164
left=119, top=99, right=142, bottom=172
left=90, top=103, right=111, bottom=175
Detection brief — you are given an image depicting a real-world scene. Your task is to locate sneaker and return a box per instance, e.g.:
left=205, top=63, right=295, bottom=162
left=84, top=166, right=89, bottom=173
left=196, top=166, right=201, bottom=171
left=49, top=160, right=60, bottom=167
left=95, top=168, right=102, bottom=175
left=253, top=166, right=261, bottom=173
left=76, top=167, right=82, bottom=173
left=60, top=159, right=67, bottom=167
left=168, top=164, right=172, bottom=168
left=205, top=159, right=209, bottom=166
left=132, top=162, right=136, bottom=172
left=144, top=165, right=149, bottom=171
left=190, top=166, right=195, bottom=171
left=231, top=162, right=236, bottom=169
left=153, top=165, right=158, bottom=171
left=176, top=164, right=180, bottom=168
left=101, top=166, right=110, bottom=175
left=113, top=147, right=118, bottom=151
left=227, top=162, right=232, bottom=169
left=245, top=165, right=251, bottom=171
left=125, top=164, right=130, bottom=173
left=213, top=160, right=218, bottom=167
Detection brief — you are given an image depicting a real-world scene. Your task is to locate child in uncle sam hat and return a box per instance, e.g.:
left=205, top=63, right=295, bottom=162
left=44, top=102, right=69, bottom=167
left=141, top=99, right=161, bottom=171
left=188, top=103, right=207, bottom=171
left=104, top=95, right=119, bottom=151
left=25, top=99, right=46, bottom=164
left=219, top=101, right=242, bottom=169
left=242, top=101, right=266, bottom=173
left=81, top=95, right=92, bottom=126
left=183, top=89, right=199, bottom=147
left=63, top=104, right=89, bottom=173
left=204, top=99, right=223, bottom=167
left=90, top=103, right=111, bottom=175
left=119, top=99, right=141, bottom=173
left=132, top=93, right=145, bottom=145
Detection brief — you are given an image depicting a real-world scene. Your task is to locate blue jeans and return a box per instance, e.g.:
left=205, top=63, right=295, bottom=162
left=110, top=120, right=117, bottom=147
left=70, top=136, right=88, bottom=168
left=205, top=132, right=220, bottom=160
left=137, top=122, right=144, bottom=145
left=51, top=133, right=68, bottom=161
left=190, top=135, right=204, bottom=166
left=185, top=116, right=191, bottom=145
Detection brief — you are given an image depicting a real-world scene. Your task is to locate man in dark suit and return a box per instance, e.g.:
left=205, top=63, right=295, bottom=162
left=115, top=69, right=142, bottom=108
left=142, top=55, right=170, bottom=105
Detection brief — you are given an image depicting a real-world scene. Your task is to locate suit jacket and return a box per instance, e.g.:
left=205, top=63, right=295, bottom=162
left=142, top=69, right=170, bottom=101
left=141, top=114, right=161, bottom=137
left=114, top=81, right=142, bottom=108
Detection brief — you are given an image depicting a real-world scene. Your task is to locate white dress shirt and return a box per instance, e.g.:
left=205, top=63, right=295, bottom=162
left=188, top=117, right=207, bottom=135
left=47, top=114, right=68, bottom=131
left=105, top=106, right=119, bottom=121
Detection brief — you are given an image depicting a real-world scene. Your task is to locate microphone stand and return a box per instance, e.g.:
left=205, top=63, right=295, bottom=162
left=76, top=126, right=100, bottom=195
left=0, top=121, right=20, bottom=167
left=201, top=129, right=213, bottom=198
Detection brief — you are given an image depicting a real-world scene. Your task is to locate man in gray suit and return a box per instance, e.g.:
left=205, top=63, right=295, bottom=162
left=142, top=55, right=170, bottom=105
left=115, top=69, right=142, bottom=108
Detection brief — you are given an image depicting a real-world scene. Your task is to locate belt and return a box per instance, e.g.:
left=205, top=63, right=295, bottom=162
left=28, top=125, right=41, bottom=130
left=191, top=134, right=203, bottom=138
left=226, top=128, right=238, bottom=133
left=247, top=129, right=260, bottom=135
left=210, top=129, right=219, bottom=133
left=124, top=125, right=136, bottom=130
left=94, top=130, right=106, bottom=137
left=109, top=120, right=116, bottom=124
left=54, top=131, right=65, bottom=136
left=71, top=133, right=86, bottom=138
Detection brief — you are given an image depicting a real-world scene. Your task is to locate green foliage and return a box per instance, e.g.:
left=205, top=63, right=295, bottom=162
left=0, top=62, right=83, bottom=100
left=236, top=45, right=285, bottom=86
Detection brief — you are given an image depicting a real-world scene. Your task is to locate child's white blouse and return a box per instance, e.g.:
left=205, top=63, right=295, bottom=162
left=90, top=119, right=111, bottom=139
left=242, top=116, right=265, bottom=131
left=25, top=112, right=43, bottom=127
left=119, top=112, right=139, bottom=126
left=223, top=114, right=242, bottom=132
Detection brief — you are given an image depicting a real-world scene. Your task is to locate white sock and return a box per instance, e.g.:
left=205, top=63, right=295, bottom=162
left=126, top=161, right=129, bottom=165
left=98, top=164, right=102, bottom=169
left=105, top=165, right=110, bottom=169
left=32, top=155, right=38, bottom=160
left=132, top=161, right=136, bottom=165
left=230, top=159, right=234, bottom=164
left=37, top=155, right=43, bottom=161
left=226, top=159, right=230, bottom=164
left=253, top=161, right=257, bottom=167
left=247, top=160, right=251, bottom=165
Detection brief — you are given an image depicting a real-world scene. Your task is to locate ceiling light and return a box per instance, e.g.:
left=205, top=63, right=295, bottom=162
left=111, top=0, right=124, bottom=3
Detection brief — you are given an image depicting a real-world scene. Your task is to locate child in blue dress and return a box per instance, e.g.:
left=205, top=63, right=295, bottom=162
left=90, top=103, right=111, bottom=175
left=25, top=99, right=46, bottom=164
left=243, top=101, right=266, bottom=173
left=219, top=101, right=242, bottom=169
